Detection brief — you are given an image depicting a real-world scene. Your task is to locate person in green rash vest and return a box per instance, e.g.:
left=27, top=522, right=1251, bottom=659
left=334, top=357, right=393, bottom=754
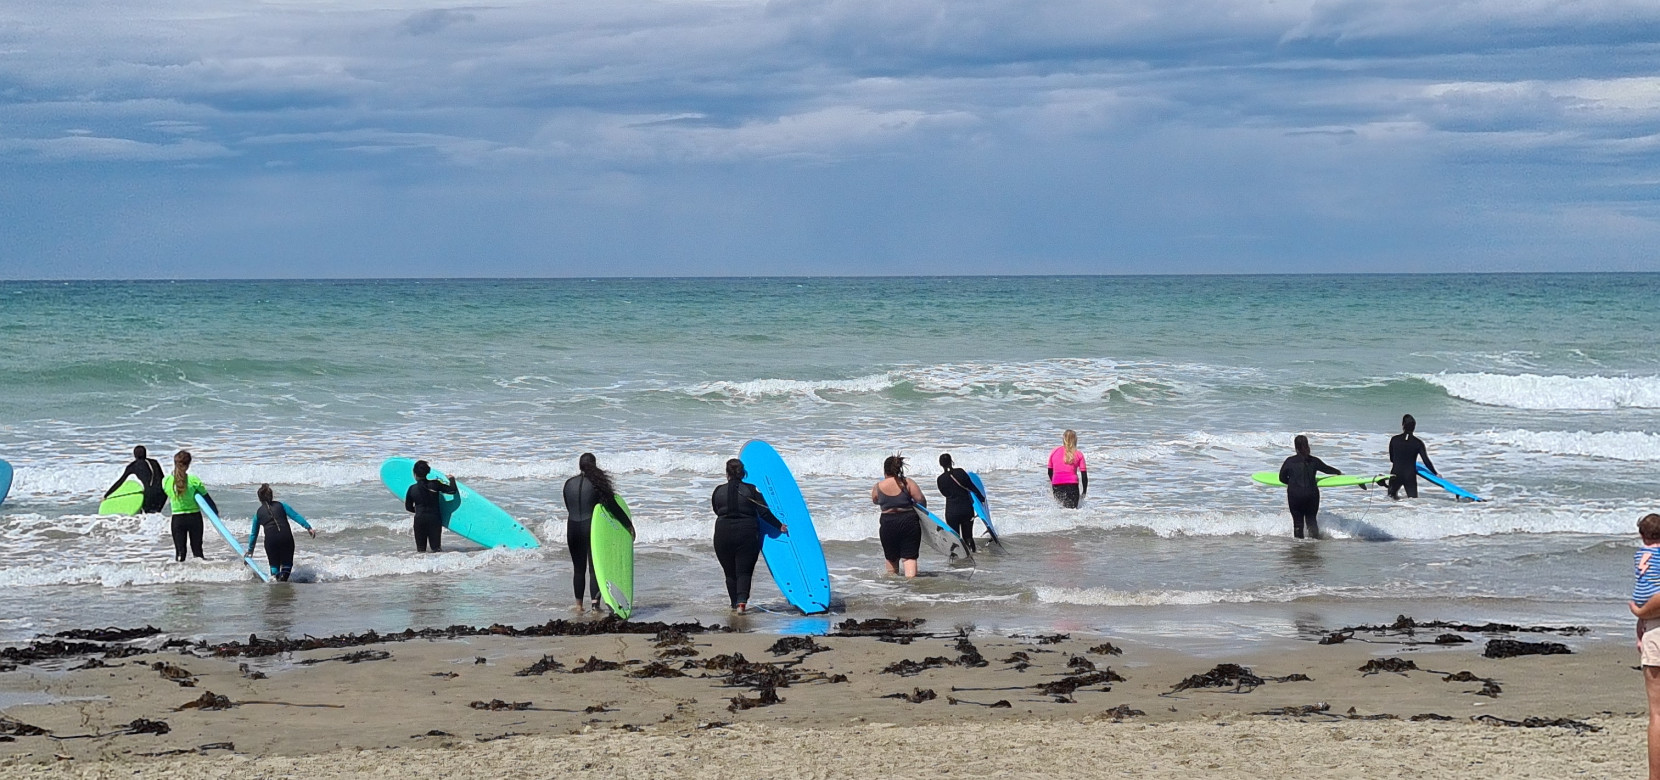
left=161, top=450, right=218, bottom=562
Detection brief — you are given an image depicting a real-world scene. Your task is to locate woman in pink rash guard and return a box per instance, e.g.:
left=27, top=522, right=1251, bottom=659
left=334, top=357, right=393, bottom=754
left=1047, top=429, right=1088, bottom=508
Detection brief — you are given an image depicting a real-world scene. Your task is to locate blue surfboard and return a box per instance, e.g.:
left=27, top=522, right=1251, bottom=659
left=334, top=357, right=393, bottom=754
left=0, top=459, right=11, bottom=508
left=740, top=440, right=832, bottom=614
left=200, top=502, right=272, bottom=582
left=966, top=471, right=999, bottom=545
left=918, top=504, right=974, bottom=564
left=1418, top=464, right=1484, bottom=502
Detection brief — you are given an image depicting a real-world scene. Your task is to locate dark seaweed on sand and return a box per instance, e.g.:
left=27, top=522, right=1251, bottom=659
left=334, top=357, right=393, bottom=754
left=1166, top=664, right=1308, bottom=694
left=570, top=656, right=625, bottom=674
left=1087, top=643, right=1123, bottom=656
left=727, top=688, right=784, bottom=712
left=201, top=616, right=722, bottom=659
left=1339, top=615, right=1587, bottom=637
left=514, top=655, right=566, bottom=676
left=1473, top=714, right=1601, bottom=733
left=1101, top=704, right=1143, bottom=720
left=51, top=626, right=163, bottom=642
left=177, top=691, right=235, bottom=711
left=882, top=688, right=936, bottom=704
left=296, top=650, right=390, bottom=665
left=1357, top=658, right=1418, bottom=676
left=0, top=717, right=48, bottom=737
left=469, top=700, right=531, bottom=711
left=1484, top=639, right=1571, bottom=659
left=628, top=661, right=687, bottom=679
left=768, top=636, right=830, bottom=657
left=1036, top=670, right=1124, bottom=696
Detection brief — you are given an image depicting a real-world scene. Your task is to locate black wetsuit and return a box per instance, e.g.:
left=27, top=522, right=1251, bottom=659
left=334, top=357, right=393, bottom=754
left=1387, top=434, right=1435, bottom=499
left=877, top=478, right=924, bottom=563
left=250, top=501, right=305, bottom=581
left=105, top=457, right=166, bottom=513
left=1279, top=454, right=1340, bottom=540
left=936, top=468, right=985, bottom=553
left=404, top=478, right=458, bottom=553
left=562, top=475, right=632, bottom=604
left=710, top=479, right=783, bottom=608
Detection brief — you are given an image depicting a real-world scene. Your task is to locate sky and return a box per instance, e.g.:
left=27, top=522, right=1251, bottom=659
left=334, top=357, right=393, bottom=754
left=0, top=0, right=1657, bottom=278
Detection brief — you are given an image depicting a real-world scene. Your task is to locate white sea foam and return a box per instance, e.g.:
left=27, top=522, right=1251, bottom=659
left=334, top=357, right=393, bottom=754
left=1479, top=429, right=1660, bottom=462
left=0, top=547, right=536, bottom=589
left=1423, top=372, right=1660, bottom=410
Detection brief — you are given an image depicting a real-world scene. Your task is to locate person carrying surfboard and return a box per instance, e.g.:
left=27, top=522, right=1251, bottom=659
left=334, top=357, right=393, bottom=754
left=563, top=453, right=633, bottom=613
left=103, top=445, right=166, bottom=514
left=245, top=484, right=316, bottom=582
left=872, top=455, right=927, bottom=578
left=162, top=450, right=218, bottom=562
left=1279, top=435, right=1341, bottom=540
left=1047, top=430, right=1087, bottom=509
left=937, top=453, right=986, bottom=554
left=404, top=460, right=458, bottom=553
left=711, top=458, right=785, bottom=613
left=1386, top=414, right=1437, bottom=500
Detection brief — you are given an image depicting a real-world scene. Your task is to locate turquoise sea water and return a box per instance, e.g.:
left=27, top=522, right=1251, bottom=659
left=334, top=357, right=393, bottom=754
left=1, top=275, right=1657, bottom=646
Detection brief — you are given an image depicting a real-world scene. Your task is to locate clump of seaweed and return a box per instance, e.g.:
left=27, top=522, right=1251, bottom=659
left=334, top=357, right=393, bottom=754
left=177, top=692, right=235, bottom=711
left=882, top=688, right=936, bottom=704
left=1358, top=658, right=1418, bottom=676
left=1166, top=664, right=1308, bottom=694
left=727, top=688, right=784, bottom=712
left=1036, top=670, right=1124, bottom=696
left=570, top=656, right=625, bottom=674
left=469, top=700, right=531, bottom=711
left=152, top=661, right=198, bottom=687
left=628, top=662, right=687, bottom=679
left=514, top=655, right=565, bottom=677
left=1473, top=715, right=1600, bottom=733
left=1087, top=643, right=1123, bottom=656
left=768, top=637, right=830, bottom=657
left=1484, top=639, right=1571, bottom=659
left=297, top=650, right=390, bottom=665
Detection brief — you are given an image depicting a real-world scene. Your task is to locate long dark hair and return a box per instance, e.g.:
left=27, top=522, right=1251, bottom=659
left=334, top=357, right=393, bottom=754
left=939, top=453, right=954, bottom=472
left=1294, top=435, right=1310, bottom=456
left=171, top=450, right=193, bottom=500
left=1401, top=414, right=1417, bottom=438
left=579, top=452, right=616, bottom=497
left=257, top=483, right=274, bottom=505
left=725, top=458, right=745, bottom=481
left=883, top=455, right=907, bottom=488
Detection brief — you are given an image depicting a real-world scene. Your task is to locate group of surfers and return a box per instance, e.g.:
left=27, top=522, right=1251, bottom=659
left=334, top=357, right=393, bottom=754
left=97, top=414, right=1438, bottom=611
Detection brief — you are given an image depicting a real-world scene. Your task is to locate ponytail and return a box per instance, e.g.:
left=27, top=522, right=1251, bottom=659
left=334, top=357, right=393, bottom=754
left=578, top=452, right=616, bottom=498
left=171, top=451, right=193, bottom=500
left=257, top=483, right=274, bottom=505
left=1062, top=429, right=1078, bottom=465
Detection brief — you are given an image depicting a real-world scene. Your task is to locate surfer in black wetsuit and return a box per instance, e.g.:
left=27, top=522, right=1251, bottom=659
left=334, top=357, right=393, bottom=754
left=1279, top=435, right=1341, bottom=540
left=403, top=460, right=457, bottom=554
left=103, top=445, right=167, bottom=513
left=245, top=483, right=315, bottom=581
left=936, top=453, right=986, bottom=554
left=1387, top=414, right=1436, bottom=500
left=710, top=458, right=785, bottom=613
left=562, top=453, right=633, bottom=613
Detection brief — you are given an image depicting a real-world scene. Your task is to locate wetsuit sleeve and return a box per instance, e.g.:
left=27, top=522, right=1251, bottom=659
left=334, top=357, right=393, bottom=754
left=405, top=485, right=418, bottom=514
left=1279, top=457, right=1295, bottom=486
left=1313, top=457, right=1341, bottom=476
left=601, top=494, right=635, bottom=536
left=437, top=478, right=459, bottom=495
left=962, top=471, right=986, bottom=503
left=246, top=515, right=260, bottom=553
left=104, top=462, right=141, bottom=498
left=198, top=489, right=218, bottom=514
left=1079, top=471, right=1088, bottom=496
left=285, top=504, right=313, bottom=530
left=1417, top=440, right=1435, bottom=475
left=711, top=485, right=723, bottom=516
left=747, top=486, right=782, bottom=531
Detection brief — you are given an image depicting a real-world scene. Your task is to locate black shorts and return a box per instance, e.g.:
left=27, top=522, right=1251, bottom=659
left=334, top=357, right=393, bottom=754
left=1052, top=483, right=1080, bottom=509
left=879, top=512, right=922, bottom=561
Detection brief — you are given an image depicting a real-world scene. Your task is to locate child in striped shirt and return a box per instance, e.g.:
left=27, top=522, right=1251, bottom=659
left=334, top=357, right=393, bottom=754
left=1629, top=513, right=1660, bottom=780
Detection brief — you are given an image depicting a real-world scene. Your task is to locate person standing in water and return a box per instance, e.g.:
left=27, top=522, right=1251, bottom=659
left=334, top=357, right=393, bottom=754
left=1387, top=414, right=1437, bottom=500
left=936, top=453, right=986, bottom=554
left=1047, top=429, right=1088, bottom=509
left=872, top=455, right=927, bottom=578
left=562, top=453, right=633, bottom=613
left=403, top=460, right=457, bottom=553
left=710, top=458, right=785, bottom=613
left=245, top=484, right=316, bottom=582
left=1279, top=435, right=1341, bottom=540
left=103, top=445, right=167, bottom=513
left=162, top=450, right=217, bottom=561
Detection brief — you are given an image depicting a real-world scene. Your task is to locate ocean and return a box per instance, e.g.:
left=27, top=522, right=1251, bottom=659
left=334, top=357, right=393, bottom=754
left=0, top=275, right=1655, bottom=648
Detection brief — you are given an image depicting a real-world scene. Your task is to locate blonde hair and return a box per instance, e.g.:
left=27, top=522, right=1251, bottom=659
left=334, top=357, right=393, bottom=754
left=172, top=450, right=193, bottom=500
left=1062, top=429, right=1078, bottom=465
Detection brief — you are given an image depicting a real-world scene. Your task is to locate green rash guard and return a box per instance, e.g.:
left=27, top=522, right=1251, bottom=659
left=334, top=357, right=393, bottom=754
left=162, top=474, right=208, bottom=514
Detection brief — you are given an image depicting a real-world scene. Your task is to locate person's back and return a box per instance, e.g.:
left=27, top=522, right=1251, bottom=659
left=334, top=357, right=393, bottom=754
left=1278, top=453, right=1332, bottom=494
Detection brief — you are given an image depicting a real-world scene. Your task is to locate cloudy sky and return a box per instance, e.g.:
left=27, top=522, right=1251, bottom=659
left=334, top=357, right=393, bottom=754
left=1, top=0, right=1657, bottom=277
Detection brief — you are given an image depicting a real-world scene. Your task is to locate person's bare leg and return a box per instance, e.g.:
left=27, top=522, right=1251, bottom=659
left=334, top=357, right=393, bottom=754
left=1646, top=666, right=1660, bottom=780
left=884, top=559, right=898, bottom=576
left=902, top=558, right=918, bottom=578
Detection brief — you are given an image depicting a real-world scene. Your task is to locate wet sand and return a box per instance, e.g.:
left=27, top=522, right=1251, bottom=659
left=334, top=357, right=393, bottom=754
left=0, top=618, right=1644, bottom=777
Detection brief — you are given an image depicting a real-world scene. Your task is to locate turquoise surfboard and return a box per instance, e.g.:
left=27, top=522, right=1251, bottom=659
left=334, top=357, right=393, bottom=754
left=591, top=495, right=635, bottom=619
left=380, top=458, right=539, bottom=549
left=966, top=471, right=999, bottom=544
left=0, top=459, right=11, bottom=508
left=740, top=440, right=832, bottom=614
left=200, top=502, right=272, bottom=582
left=918, top=504, right=974, bottom=565
left=1418, top=464, right=1484, bottom=502
left=1252, top=471, right=1387, bottom=489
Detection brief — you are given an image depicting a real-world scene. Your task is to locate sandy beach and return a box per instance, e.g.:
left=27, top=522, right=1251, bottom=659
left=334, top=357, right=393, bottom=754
left=0, top=615, right=1642, bottom=777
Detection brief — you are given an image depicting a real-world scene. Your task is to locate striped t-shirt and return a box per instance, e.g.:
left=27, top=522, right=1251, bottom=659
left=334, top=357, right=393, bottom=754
left=1635, top=546, right=1660, bottom=606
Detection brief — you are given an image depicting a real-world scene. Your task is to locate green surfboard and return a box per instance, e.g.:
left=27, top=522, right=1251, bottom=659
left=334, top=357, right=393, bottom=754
left=590, top=496, right=635, bottom=619
left=1252, top=471, right=1388, bottom=488
left=99, top=478, right=146, bottom=515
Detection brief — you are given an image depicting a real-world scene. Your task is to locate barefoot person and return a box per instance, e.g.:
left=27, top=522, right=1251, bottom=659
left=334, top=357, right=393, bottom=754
left=245, top=484, right=316, bottom=582
left=102, top=445, right=167, bottom=513
left=1047, top=429, right=1087, bottom=508
left=161, top=450, right=218, bottom=562
left=872, top=455, right=927, bottom=578
left=562, top=453, right=632, bottom=613
left=710, top=458, right=785, bottom=613
left=1628, top=513, right=1660, bottom=780
left=402, top=460, right=457, bottom=553
left=1278, top=435, right=1340, bottom=540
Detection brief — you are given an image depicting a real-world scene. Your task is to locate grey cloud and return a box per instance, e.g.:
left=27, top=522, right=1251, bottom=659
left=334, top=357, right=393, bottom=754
left=401, top=8, right=479, bottom=37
